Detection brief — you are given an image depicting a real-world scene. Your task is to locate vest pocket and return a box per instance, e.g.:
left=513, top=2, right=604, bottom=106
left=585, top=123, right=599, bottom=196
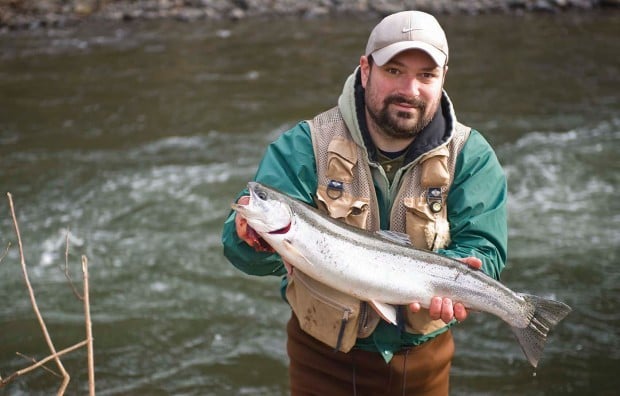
left=403, top=197, right=451, bottom=251
left=316, top=186, right=370, bottom=229
left=326, top=136, right=358, bottom=183
left=285, top=270, right=361, bottom=352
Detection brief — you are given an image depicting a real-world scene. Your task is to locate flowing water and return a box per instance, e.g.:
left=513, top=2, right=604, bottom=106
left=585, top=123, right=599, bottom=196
left=0, top=10, right=618, bottom=395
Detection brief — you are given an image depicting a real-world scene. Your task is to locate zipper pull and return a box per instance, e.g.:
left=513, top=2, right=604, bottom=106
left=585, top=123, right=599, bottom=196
left=334, top=309, right=351, bottom=352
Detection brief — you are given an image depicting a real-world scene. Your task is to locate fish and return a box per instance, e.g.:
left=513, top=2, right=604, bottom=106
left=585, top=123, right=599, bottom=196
left=231, top=181, right=572, bottom=368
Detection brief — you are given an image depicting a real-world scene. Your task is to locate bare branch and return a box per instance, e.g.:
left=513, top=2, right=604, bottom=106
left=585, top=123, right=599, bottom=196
left=64, top=231, right=83, bottom=300
left=82, top=255, right=95, bottom=395
left=0, top=242, right=10, bottom=263
left=7, top=192, right=71, bottom=395
left=16, top=352, right=62, bottom=378
left=4, top=193, right=96, bottom=394
left=0, top=340, right=89, bottom=388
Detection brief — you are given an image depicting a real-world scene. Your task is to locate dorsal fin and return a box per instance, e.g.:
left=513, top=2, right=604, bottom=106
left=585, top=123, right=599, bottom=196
left=375, top=230, right=412, bottom=246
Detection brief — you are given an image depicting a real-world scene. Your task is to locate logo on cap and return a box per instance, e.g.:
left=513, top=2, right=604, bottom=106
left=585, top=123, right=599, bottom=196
left=402, top=27, right=422, bottom=33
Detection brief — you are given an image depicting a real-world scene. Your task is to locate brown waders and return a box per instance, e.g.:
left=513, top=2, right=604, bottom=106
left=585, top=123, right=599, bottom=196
left=287, top=313, right=454, bottom=396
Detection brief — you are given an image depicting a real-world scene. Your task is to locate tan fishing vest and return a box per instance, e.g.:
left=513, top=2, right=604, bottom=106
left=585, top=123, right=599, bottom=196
left=285, top=107, right=470, bottom=352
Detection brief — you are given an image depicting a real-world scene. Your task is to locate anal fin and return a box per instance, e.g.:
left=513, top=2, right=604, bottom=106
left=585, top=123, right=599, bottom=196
left=369, top=300, right=398, bottom=325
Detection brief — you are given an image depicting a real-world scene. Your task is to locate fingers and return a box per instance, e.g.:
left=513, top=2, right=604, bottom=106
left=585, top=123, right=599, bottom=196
left=410, top=256, right=480, bottom=323
left=428, top=296, right=443, bottom=319
left=236, top=195, right=251, bottom=206
left=458, top=256, right=483, bottom=270
left=283, top=260, right=294, bottom=275
left=427, top=297, right=467, bottom=324
left=409, top=302, right=421, bottom=313
left=453, top=302, right=468, bottom=322
left=235, top=213, right=251, bottom=242
left=429, top=297, right=454, bottom=323
left=234, top=195, right=275, bottom=253
left=234, top=196, right=251, bottom=242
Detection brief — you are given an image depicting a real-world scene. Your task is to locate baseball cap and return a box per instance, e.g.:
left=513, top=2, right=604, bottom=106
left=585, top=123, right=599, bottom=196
left=365, top=11, right=449, bottom=67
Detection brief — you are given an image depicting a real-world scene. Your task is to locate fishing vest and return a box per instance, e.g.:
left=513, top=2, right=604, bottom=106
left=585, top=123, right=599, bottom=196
left=285, top=107, right=471, bottom=352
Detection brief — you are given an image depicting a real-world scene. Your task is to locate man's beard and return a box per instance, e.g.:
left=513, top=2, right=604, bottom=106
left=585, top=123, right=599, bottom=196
left=366, top=94, right=436, bottom=140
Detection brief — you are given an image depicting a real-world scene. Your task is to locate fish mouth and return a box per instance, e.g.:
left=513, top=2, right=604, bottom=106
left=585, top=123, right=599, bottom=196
left=268, top=222, right=291, bottom=235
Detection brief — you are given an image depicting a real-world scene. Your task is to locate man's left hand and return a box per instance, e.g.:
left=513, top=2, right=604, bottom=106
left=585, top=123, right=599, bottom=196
left=408, top=256, right=483, bottom=323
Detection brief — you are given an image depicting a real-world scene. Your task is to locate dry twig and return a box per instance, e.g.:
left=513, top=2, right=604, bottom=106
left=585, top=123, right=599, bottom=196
left=6, top=192, right=71, bottom=394
left=1, top=340, right=89, bottom=386
left=83, top=255, right=95, bottom=396
left=0, top=242, right=9, bottom=263
left=16, top=352, right=62, bottom=378
left=64, top=231, right=84, bottom=300
left=2, top=193, right=95, bottom=395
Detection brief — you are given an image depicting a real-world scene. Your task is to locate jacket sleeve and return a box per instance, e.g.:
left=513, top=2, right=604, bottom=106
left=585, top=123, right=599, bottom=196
left=221, top=122, right=317, bottom=277
left=436, top=130, right=508, bottom=280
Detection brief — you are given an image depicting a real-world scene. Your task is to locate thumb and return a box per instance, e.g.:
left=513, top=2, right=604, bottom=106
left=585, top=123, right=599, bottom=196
left=458, top=256, right=483, bottom=270
left=234, top=195, right=251, bottom=240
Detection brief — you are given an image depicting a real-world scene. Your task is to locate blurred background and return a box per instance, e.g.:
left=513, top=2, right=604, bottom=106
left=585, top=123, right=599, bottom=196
left=0, top=8, right=618, bottom=395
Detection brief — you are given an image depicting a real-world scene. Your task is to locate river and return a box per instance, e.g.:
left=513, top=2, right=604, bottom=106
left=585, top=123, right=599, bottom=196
left=0, top=10, right=618, bottom=395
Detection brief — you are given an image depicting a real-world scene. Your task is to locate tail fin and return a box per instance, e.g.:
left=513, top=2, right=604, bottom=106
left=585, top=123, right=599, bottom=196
left=511, top=294, right=572, bottom=368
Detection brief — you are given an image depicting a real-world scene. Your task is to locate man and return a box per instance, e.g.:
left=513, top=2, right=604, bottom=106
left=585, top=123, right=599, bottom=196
left=222, top=10, right=507, bottom=395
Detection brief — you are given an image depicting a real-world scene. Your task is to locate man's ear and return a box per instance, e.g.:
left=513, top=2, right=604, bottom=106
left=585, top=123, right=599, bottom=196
left=360, top=55, right=371, bottom=89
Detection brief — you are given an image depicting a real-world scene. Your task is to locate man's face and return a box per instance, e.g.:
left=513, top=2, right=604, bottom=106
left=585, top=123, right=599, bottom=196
left=360, top=49, right=447, bottom=140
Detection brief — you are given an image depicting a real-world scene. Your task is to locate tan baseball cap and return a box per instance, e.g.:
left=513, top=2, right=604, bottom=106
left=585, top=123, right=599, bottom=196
left=365, top=11, right=449, bottom=67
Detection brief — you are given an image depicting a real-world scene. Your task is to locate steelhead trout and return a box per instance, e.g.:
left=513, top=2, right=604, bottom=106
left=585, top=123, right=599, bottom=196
left=231, top=182, right=571, bottom=367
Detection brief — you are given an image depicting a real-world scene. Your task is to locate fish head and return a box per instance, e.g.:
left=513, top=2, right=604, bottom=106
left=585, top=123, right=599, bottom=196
left=231, top=182, right=293, bottom=235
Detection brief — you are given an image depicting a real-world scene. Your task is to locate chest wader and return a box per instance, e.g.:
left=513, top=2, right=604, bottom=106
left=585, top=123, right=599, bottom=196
left=285, top=107, right=470, bottom=352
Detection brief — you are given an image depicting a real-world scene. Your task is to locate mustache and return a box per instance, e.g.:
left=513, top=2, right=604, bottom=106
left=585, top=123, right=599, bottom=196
left=384, top=95, right=426, bottom=109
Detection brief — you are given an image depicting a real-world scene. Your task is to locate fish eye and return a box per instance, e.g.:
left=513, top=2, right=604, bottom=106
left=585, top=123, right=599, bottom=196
left=257, top=191, right=267, bottom=200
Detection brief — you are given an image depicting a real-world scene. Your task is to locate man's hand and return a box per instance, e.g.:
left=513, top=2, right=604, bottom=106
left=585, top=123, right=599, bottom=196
left=408, top=256, right=483, bottom=323
left=234, top=196, right=275, bottom=253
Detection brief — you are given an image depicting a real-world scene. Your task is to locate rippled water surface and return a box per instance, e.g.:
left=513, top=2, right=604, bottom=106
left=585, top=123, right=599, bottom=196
left=0, top=11, right=618, bottom=395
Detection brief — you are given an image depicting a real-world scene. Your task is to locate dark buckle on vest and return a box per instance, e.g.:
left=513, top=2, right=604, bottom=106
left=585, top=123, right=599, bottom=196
left=427, top=187, right=443, bottom=213
left=326, top=180, right=344, bottom=200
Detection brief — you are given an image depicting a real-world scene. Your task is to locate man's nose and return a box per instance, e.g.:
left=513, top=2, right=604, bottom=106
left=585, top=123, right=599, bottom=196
left=400, top=77, right=421, bottom=97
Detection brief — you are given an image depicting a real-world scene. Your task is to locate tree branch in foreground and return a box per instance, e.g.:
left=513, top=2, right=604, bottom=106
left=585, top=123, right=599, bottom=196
left=1, top=193, right=95, bottom=395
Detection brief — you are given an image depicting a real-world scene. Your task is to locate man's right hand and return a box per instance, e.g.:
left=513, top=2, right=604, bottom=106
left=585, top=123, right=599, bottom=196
left=234, top=196, right=275, bottom=253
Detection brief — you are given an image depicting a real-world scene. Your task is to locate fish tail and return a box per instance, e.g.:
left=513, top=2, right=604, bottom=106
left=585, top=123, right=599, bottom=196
left=510, top=294, right=572, bottom=368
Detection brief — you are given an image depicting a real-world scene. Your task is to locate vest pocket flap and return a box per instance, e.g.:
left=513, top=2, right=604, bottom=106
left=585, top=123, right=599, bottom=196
left=327, top=136, right=358, bottom=163
left=286, top=270, right=360, bottom=353
left=326, top=137, right=358, bottom=182
left=403, top=197, right=435, bottom=222
left=317, top=186, right=370, bottom=229
left=420, top=150, right=450, bottom=188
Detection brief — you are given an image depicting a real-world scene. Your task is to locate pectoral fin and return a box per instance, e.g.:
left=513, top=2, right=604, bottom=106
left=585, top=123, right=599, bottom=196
left=369, top=300, right=398, bottom=325
left=282, top=239, right=313, bottom=271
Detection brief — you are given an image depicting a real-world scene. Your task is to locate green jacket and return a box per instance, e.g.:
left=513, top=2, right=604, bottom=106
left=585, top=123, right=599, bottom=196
left=222, top=69, right=508, bottom=356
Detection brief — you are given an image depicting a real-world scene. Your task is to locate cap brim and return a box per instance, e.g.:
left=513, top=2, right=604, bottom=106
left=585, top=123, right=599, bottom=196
left=372, top=41, right=447, bottom=67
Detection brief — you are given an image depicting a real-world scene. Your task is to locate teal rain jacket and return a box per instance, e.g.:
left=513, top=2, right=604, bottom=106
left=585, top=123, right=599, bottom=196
left=222, top=69, right=508, bottom=357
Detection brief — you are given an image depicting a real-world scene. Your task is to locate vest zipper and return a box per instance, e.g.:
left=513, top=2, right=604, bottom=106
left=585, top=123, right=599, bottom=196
left=359, top=301, right=370, bottom=331
left=335, top=309, right=351, bottom=352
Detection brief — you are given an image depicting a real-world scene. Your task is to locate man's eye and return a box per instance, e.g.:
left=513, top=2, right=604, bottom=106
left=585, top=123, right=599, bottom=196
left=386, top=68, right=401, bottom=75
